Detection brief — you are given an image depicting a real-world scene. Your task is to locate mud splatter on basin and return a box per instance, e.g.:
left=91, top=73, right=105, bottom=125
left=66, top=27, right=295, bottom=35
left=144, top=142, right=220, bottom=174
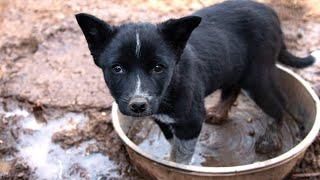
left=112, top=65, right=320, bottom=180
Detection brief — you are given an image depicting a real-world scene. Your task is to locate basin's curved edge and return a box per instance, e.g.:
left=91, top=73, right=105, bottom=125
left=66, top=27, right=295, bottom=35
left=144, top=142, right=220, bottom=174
left=112, top=64, right=320, bottom=175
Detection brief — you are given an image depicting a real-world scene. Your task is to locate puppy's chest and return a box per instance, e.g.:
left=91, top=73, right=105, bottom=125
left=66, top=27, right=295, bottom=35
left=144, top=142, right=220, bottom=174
left=152, top=114, right=175, bottom=124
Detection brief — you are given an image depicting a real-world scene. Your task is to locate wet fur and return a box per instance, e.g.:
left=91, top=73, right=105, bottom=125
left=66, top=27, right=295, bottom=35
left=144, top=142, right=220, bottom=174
left=76, top=0, right=315, bottom=164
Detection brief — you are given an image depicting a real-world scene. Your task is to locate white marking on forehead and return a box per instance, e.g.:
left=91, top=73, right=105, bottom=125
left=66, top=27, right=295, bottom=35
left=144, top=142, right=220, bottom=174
left=152, top=114, right=175, bottom=124
left=135, top=32, right=141, bottom=57
left=132, top=75, right=152, bottom=100
left=135, top=75, right=142, bottom=95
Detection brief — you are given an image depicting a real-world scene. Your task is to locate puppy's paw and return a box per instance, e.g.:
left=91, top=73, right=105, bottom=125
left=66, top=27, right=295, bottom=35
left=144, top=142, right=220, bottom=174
left=255, top=131, right=282, bottom=154
left=205, top=107, right=228, bottom=125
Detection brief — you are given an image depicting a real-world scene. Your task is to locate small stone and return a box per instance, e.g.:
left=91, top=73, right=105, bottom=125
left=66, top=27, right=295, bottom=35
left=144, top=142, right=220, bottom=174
left=297, top=32, right=303, bottom=39
left=246, top=117, right=252, bottom=123
left=101, top=112, right=107, bottom=116
left=248, top=130, right=255, bottom=137
left=85, top=144, right=99, bottom=155
left=17, top=172, right=25, bottom=177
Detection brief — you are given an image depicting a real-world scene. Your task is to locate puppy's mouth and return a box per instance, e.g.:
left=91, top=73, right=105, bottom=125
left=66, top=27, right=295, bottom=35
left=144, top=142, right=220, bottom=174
left=127, top=111, right=153, bottom=117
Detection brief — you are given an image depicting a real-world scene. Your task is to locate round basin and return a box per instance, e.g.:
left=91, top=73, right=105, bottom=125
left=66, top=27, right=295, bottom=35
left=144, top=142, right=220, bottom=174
left=112, top=65, right=320, bottom=180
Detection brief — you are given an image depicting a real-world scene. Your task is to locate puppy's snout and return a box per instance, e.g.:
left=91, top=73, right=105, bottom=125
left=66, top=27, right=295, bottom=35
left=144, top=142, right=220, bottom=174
left=129, top=97, right=149, bottom=114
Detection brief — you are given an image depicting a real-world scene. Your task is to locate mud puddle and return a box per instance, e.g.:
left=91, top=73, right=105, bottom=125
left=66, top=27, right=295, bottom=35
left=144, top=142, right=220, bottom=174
left=128, top=92, right=302, bottom=167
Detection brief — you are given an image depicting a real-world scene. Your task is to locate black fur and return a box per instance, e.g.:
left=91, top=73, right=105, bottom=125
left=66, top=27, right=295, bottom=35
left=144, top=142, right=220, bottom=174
left=76, top=0, right=315, bottom=163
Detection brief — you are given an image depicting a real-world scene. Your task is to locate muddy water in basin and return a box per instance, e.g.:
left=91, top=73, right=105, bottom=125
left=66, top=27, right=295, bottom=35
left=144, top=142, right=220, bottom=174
left=128, top=91, right=303, bottom=166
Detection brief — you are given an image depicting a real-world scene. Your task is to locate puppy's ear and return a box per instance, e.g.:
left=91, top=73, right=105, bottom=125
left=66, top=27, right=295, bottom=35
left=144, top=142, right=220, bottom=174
left=158, top=16, right=201, bottom=55
left=75, top=13, right=117, bottom=67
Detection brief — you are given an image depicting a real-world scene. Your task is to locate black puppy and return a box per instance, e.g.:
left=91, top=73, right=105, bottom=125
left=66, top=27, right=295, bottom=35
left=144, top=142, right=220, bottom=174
left=76, top=0, right=315, bottom=164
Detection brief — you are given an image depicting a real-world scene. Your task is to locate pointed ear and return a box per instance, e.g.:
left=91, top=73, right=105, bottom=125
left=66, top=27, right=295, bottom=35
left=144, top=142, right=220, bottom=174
left=75, top=13, right=117, bottom=67
left=158, top=16, right=201, bottom=54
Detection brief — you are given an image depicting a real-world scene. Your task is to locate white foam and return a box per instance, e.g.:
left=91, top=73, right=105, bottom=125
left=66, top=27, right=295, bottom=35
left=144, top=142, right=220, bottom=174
left=14, top=111, right=119, bottom=179
left=4, top=109, right=29, bottom=118
left=21, top=117, right=43, bottom=130
left=311, top=50, right=320, bottom=66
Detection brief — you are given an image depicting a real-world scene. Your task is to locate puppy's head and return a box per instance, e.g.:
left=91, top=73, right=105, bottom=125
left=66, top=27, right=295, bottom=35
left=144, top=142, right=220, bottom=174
left=76, top=13, right=201, bottom=117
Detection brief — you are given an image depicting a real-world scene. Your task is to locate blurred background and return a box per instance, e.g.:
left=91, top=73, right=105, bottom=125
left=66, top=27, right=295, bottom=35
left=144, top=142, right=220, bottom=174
left=0, top=0, right=320, bottom=179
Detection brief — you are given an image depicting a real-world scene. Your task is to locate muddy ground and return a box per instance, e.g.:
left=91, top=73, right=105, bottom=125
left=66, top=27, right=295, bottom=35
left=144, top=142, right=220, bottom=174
left=0, top=0, right=320, bottom=179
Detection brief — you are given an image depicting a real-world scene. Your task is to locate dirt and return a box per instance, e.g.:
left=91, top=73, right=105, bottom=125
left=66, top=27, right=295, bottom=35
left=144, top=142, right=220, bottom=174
left=0, top=0, right=320, bottom=179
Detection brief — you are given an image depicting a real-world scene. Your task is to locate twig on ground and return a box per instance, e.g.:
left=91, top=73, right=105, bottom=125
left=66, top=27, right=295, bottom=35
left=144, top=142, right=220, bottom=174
left=291, top=172, right=320, bottom=178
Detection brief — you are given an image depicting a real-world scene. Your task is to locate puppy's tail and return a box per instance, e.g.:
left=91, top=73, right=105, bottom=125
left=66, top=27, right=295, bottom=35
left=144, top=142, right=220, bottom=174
left=278, top=48, right=315, bottom=68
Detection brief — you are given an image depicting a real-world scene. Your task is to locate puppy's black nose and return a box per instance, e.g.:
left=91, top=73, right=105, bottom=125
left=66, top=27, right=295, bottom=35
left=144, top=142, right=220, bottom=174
left=129, top=97, right=148, bottom=114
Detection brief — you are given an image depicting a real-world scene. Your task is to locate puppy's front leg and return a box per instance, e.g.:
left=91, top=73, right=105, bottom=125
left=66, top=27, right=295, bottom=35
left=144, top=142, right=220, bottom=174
left=169, top=122, right=202, bottom=164
left=170, top=135, right=198, bottom=164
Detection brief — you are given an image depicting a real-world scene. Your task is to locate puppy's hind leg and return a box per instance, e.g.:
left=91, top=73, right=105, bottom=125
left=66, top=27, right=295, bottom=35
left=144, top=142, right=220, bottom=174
left=206, top=87, right=240, bottom=124
left=245, top=68, right=284, bottom=154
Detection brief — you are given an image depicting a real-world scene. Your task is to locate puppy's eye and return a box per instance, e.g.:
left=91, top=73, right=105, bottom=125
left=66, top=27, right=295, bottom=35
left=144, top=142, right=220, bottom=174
left=152, top=64, right=165, bottom=74
left=112, top=65, right=124, bottom=74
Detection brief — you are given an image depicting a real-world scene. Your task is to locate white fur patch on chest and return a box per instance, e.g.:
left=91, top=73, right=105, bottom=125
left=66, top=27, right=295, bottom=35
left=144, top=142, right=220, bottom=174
left=152, top=114, right=175, bottom=124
